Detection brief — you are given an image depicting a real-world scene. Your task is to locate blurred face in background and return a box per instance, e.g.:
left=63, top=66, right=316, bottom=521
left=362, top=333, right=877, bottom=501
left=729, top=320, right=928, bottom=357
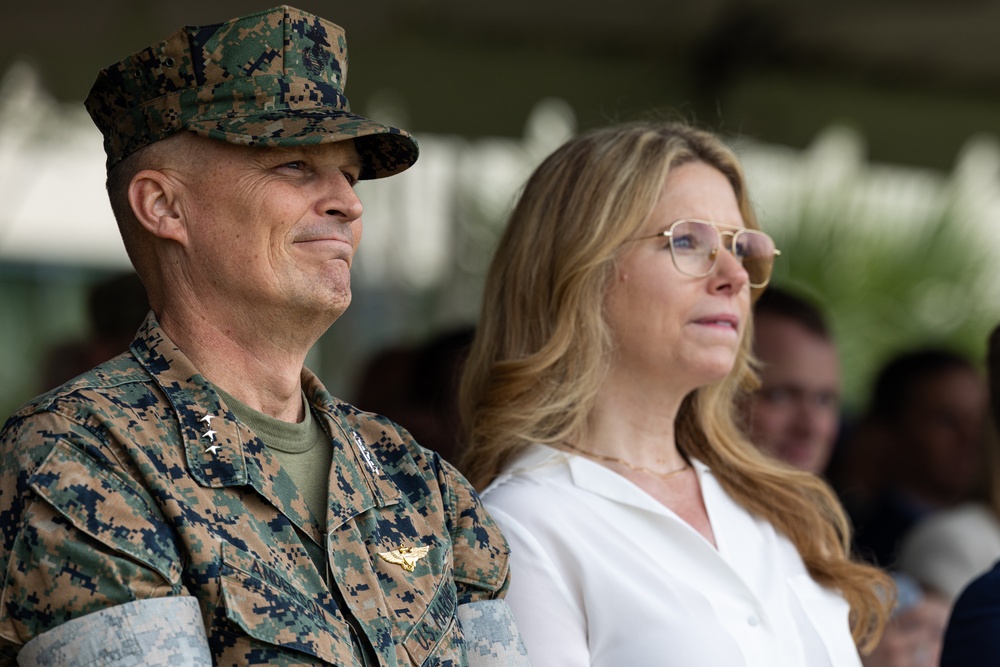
left=895, top=367, right=986, bottom=504
left=748, top=313, right=840, bottom=475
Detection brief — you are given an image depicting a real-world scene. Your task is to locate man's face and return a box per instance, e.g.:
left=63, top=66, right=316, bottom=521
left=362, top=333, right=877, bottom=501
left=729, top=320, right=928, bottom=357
left=748, top=314, right=841, bottom=475
left=165, top=134, right=364, bottom=327
left=896, top=368, right=985, bottom=502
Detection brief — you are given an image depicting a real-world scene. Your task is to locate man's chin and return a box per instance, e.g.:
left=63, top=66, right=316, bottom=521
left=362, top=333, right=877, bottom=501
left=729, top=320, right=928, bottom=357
left=779, top=444, right=826, bottom=474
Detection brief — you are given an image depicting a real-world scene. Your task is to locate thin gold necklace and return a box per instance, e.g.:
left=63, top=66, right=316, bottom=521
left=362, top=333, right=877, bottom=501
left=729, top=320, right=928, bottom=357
left=559, top=441, right=691, bottom=480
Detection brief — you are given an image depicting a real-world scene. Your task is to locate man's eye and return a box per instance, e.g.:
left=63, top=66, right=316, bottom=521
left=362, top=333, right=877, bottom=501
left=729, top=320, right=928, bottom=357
left=282, top=161, right=304, bottom=170
left=760, top=387, right=791, bottom=403
left=343, top=171, right=359, bottom=187
left=816, top=392, right=839, bottom=408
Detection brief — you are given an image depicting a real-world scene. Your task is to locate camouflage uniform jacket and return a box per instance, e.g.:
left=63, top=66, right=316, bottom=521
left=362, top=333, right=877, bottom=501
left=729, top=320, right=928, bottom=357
left=0, top=315, right=510, bottom=666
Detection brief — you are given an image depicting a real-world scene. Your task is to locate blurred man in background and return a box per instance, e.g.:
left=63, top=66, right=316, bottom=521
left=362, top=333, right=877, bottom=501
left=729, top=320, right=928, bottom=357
left=847, top=348, right=986, bottom=569
left=40, top=272, right=149, bottom=390
left=939, top=322, right=1000, bottom=666
left=745, top=286, right=840, bottom=476
left=745, top=286, right=949, bottom=667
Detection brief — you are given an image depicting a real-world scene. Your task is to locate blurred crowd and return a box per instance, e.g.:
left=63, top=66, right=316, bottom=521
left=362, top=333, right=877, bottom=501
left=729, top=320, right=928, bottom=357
left=743, top=287, right=992, bottom=666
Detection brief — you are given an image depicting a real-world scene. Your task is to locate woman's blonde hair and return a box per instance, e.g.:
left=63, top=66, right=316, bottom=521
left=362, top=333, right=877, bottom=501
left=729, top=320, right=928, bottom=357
left=459, top=120, right=892, bottom=651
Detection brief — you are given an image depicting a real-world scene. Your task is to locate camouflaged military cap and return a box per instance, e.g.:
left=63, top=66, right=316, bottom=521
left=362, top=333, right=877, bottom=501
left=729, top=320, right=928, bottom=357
left=85, top=5, right=418, bottom=179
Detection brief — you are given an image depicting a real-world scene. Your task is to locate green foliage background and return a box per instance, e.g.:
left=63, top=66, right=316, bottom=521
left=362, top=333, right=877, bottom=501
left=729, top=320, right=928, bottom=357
left=757, top=136, right=999, bottom=411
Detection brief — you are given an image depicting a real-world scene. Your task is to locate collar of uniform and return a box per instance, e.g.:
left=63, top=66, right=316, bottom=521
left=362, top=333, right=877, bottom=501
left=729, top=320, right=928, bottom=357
left=130, top=313, right=250, bottom=488
left=302, top=368, right=403, bottom=530
left=129, top=314, right=402, bottom=527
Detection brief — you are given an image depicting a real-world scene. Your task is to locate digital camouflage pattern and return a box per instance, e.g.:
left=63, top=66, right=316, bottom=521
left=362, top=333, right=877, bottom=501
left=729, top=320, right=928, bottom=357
left=84, top=5, right=418, bottom=179
left=17, top=597, right=211, bottom=666
left=0, top=314, right=510, bottom=666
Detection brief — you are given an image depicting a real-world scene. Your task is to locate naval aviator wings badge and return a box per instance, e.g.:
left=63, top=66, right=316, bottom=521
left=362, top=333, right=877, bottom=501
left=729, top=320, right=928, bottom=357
left=378, top=546, right=430, bottom=572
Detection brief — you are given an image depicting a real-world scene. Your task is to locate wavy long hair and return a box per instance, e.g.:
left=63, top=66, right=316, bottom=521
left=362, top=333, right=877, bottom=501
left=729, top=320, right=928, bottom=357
left=459, top=120, right=891, bottom=650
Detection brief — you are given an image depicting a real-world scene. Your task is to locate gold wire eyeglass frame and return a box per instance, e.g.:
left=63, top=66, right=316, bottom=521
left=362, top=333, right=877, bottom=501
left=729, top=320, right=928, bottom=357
left=633, top=218, right=781, bottom=289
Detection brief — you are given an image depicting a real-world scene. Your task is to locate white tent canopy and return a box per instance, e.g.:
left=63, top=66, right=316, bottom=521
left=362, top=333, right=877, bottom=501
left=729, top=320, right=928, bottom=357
left=3, top=59, right=1000, bottom=296
left=0, top=62, right=574, bottom=281
left=0, top=63, right=128, bottom=268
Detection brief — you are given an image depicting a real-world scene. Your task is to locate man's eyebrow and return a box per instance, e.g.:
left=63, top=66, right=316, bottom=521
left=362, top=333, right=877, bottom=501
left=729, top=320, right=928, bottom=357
left=251, top=146, right=298, bottom=163
left=255, top=146, right=364, bottom=170
left=294, top=145, right=365, bottom=168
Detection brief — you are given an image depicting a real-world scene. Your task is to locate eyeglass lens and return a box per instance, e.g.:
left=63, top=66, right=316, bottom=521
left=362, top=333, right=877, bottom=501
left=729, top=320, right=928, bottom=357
left=670, top=220, right=775, bottom=286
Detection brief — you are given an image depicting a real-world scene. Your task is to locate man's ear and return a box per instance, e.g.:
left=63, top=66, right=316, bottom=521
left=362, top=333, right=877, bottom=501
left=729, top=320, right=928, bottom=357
left=128, top=170, right=188, bottom=244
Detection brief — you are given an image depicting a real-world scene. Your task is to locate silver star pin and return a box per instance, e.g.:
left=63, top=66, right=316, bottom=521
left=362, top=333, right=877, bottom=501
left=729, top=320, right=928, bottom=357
left=198, top=414, right=220, bottom=454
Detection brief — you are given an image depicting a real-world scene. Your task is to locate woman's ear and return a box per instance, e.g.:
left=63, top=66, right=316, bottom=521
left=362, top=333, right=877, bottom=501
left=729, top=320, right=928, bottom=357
left=128, top=170, right=188, bottom=245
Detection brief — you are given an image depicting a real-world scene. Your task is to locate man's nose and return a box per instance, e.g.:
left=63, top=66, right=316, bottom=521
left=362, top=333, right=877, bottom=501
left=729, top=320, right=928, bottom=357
left=321, top=171, right=363, bottom=222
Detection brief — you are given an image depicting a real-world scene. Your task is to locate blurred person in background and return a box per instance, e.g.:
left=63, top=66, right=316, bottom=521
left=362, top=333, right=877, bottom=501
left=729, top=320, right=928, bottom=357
left=744, top=287, right=949, bottom=667
left=354, top=325, right=475, bottom=465
left=938, top=322, right=1000, bottom=665
left=897, top=431, right=1000, bottom=603
left=744, top=286, right=840, bottom=476
left=460, top=119, right=892, bottom=666
left=843, top=349, right=986, bottom=570
left=40, top=271, right=149, bottom=390
left=898, top=323, right=1000, bottom=602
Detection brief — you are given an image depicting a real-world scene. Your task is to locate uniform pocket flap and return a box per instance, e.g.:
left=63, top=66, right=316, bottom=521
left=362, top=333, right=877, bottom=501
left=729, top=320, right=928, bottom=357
left=29, top=439, right=182, bottom=583
left=219, top=542, right=356, bottom=664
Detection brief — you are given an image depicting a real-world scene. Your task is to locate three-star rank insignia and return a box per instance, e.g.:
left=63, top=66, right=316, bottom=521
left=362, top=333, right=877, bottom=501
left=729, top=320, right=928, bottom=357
left=200, top=413, right=220, bottom=454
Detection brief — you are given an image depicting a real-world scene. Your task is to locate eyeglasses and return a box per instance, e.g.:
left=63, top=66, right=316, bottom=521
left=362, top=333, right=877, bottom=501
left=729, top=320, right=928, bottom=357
left=634, top=219, right=780, bottom=288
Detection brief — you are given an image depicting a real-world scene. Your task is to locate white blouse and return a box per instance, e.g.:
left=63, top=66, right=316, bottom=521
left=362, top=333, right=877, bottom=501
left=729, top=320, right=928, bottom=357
left=482, top=444, right=861, bottom=667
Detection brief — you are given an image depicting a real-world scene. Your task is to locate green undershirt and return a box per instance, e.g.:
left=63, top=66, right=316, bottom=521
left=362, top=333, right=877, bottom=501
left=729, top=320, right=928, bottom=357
left=214, top=385, right=332, bottom=572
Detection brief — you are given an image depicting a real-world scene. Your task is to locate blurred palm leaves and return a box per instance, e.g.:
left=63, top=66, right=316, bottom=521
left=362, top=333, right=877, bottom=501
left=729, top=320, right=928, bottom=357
left=742, top=126, right=1000, bottom=409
